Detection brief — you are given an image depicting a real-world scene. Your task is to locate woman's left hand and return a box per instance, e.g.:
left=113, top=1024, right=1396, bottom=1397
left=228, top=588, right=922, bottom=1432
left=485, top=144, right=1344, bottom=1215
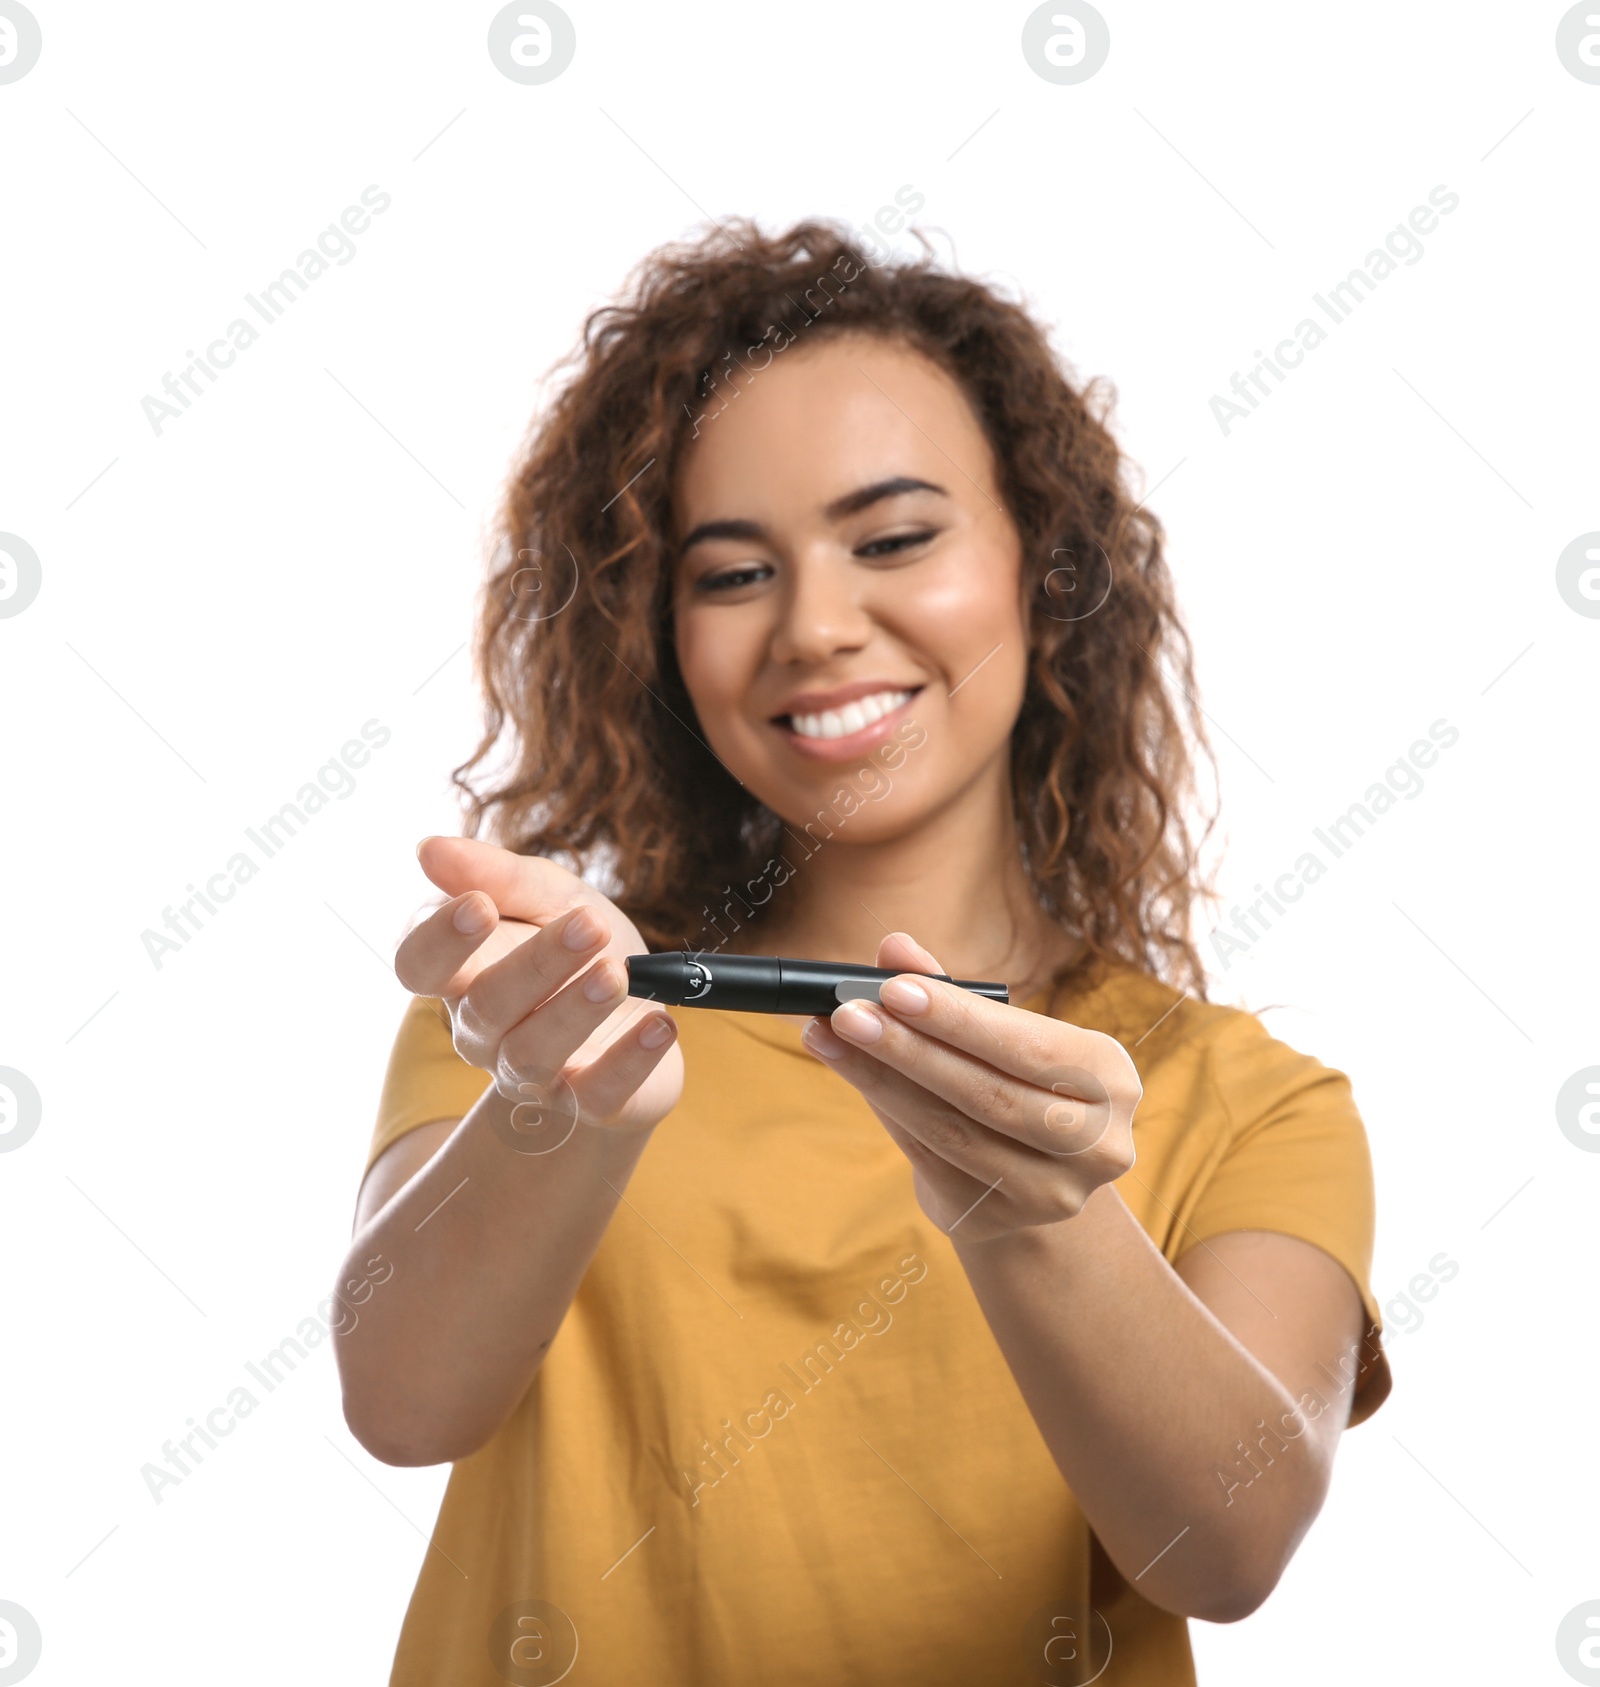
left=802, top=932, right=1142, bottom=1241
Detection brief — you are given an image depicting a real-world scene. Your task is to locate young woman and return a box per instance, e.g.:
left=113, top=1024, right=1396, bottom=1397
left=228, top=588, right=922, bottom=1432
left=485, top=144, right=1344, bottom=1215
left=334, top=220, right=1389, bottom=1686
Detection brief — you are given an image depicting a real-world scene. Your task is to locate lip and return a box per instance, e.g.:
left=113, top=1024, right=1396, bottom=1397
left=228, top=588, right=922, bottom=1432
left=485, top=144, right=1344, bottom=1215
left=771, top=677, right=927, bottom=716
left=770, top=685, right=925, bottom=762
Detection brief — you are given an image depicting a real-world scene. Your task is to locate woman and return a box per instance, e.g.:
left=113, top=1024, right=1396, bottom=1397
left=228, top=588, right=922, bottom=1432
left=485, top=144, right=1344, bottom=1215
left=334, top=220, right=1389, bottom=1686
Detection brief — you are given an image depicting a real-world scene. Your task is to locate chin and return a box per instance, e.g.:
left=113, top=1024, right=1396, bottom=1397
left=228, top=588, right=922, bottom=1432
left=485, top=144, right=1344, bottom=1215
left=774, top=792, right=923, bottom=850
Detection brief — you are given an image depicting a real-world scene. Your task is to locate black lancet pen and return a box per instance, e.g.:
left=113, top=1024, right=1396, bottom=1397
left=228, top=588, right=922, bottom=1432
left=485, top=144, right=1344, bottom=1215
left=625, top=952, right=1009, bottom=1014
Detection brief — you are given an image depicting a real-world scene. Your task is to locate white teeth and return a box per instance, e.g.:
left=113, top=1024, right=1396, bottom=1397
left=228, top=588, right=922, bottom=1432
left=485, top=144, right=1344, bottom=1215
left=788, top=689, right=913, bottom=740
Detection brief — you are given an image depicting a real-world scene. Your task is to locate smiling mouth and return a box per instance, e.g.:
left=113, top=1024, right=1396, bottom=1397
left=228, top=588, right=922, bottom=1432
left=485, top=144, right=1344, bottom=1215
left=776, top=687, right=921, bottom=741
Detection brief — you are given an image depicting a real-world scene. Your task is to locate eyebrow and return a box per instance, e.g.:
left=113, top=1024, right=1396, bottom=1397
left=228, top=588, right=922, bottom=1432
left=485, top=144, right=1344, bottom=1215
left=825, top=474, right=948, bottom=520
left=677, top=475, right=949, bottom=555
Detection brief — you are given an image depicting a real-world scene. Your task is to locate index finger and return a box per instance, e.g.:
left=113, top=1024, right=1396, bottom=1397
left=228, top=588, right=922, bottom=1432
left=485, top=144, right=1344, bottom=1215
left=416, top=835, right=596, bottom=928
left=877, top=973, right=1140, bottom=1100
left=394, top=890, right=502, bottom=999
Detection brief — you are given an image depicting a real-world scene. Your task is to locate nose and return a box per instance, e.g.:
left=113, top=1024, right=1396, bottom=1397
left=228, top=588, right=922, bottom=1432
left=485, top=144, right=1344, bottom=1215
left=768, top=548, right=874, bottom=667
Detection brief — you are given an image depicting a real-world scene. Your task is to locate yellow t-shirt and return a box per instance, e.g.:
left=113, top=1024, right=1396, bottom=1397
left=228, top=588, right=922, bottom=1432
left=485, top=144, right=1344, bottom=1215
left=365, top=963, right=1390, bottom=1686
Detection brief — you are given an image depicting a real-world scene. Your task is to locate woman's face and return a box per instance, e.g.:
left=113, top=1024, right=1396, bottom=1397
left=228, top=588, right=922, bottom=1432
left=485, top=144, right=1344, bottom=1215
left=671, top=333, right=1030, bottom=843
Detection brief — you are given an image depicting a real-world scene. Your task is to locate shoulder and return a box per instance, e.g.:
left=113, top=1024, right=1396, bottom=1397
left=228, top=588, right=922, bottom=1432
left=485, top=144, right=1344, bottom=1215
left=368, top=993, right=490, bottom=1174
left=1047, top=963, right=1359, bottom=1138
left=379, top=993, right=459, bottom=1067
left=1042, top=960, right=1246, bottom=1072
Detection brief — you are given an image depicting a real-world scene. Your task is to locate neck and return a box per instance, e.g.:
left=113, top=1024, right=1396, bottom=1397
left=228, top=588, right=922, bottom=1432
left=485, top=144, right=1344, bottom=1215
left=748, top=771, right=1082, bottom=998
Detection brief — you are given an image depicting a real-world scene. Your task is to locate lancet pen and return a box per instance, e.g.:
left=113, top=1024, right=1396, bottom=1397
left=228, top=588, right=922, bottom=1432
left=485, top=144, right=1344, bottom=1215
left=625, top=952, right=1009, bottom=1014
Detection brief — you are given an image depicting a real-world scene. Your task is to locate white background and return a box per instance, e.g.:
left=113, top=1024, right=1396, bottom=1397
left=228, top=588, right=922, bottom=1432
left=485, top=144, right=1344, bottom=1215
left=2, top=2, right=1596, bottom=1682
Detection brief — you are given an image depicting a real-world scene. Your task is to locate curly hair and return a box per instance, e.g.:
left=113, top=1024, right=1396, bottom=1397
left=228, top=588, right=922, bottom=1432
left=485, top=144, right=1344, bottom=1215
left=451, top=217, right=1219, bottom=999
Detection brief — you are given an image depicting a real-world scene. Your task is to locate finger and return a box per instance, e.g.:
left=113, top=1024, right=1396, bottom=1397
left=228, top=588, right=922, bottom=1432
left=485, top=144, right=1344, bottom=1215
left=497, top=953, right=631, bottom=1077
left=804, top=1018, right=1047, bottom=1179
left=875, top=929, right=946, bottom=977
left=566, top=1007, right=679, bottom=1122
left=868, top=1102, right=948, bottom=1179
left=456, top=904, right=611, bottom=1044
left=807, top=1024, right=1109, bottom=1228
left=826, top=997, right=1126, bottom=1157
left=868, top=1106, right=1017, bottom=1236
left=417, top=835, right=594, bottom=928
left=866, top=1095, right=997, bottom=1204
left=394, top=891, right=501, bottom=997
left=871, top=972, right=1142, bottom=1103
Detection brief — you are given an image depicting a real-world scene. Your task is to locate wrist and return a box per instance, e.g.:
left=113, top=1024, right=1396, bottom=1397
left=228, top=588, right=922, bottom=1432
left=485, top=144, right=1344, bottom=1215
left=472, top=1080, right=659, bottom=1172
left=949, top=1181, right=1124, bottom=1266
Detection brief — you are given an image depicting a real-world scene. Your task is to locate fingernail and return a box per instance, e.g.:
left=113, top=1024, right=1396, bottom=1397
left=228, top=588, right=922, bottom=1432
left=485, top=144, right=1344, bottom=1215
left=453, top=895, right=492, bottom=935
left=880, top=977, right=929, bottom=1015
left=802, top=1020, right=847, bottom=1060
left=582, top=962, right=620, bottom=1003
left=833, top=1002, right=883, bottom=1044
left=639, top=1015, right=676, bottom=1050
left=563, top=908, right=604, bottom=950
left=416, top=836, right=436, bottom=861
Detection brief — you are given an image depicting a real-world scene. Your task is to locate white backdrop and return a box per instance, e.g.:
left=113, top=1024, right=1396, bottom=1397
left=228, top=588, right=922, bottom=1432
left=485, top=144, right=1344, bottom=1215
left=2, top=2, right=1597, bottom=1682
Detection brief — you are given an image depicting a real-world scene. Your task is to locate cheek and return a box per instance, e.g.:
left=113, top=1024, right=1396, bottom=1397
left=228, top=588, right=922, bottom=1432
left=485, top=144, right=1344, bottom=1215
left=917, top=539, right=1023, bottom=633
left=893, top=548, right=1028, bottom=696
left=675, top=609, right=730, bottom=700
left=675, top=606, right=765, bottom=740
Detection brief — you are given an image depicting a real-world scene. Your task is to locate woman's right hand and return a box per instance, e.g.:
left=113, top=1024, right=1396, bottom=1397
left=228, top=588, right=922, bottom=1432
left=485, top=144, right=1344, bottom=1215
left=394, top=835, right=684, bottom=1137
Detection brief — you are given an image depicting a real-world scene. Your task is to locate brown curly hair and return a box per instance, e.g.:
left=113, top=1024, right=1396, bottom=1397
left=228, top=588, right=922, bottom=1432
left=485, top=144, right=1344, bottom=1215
left=451, top=218, right=1219, bottom=999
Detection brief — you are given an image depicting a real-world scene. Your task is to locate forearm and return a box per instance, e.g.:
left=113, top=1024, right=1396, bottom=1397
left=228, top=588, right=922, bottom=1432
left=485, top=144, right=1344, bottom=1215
left=334, top=1085, right=653, bottom=1465
left=953, top=1184, right=1335, bottom=1621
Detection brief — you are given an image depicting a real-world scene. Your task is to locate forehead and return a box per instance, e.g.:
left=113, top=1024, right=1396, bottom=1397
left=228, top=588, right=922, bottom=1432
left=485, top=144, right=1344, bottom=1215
left=672, top=333, right=992, bottom=525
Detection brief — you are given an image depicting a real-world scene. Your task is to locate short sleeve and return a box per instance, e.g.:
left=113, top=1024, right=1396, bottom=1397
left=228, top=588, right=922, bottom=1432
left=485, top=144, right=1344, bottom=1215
left=367, top=994, right=494, bottom=1175
left=1181, top=1012, right=1392, bottom=1427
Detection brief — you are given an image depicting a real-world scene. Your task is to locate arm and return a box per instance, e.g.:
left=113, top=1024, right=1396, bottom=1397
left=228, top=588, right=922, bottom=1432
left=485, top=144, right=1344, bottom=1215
left=333, top=838, right=683, bottom=1467
left=803, top=931, right=1368, bottom=1622
left=952, top=1208, right=1362, bottom=1622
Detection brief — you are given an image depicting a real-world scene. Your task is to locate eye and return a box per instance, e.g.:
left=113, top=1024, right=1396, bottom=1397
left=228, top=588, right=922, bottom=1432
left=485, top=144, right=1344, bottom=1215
left=694, top=562, right=774, bottom=594
left=855, top=528, right=939, bottom=560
